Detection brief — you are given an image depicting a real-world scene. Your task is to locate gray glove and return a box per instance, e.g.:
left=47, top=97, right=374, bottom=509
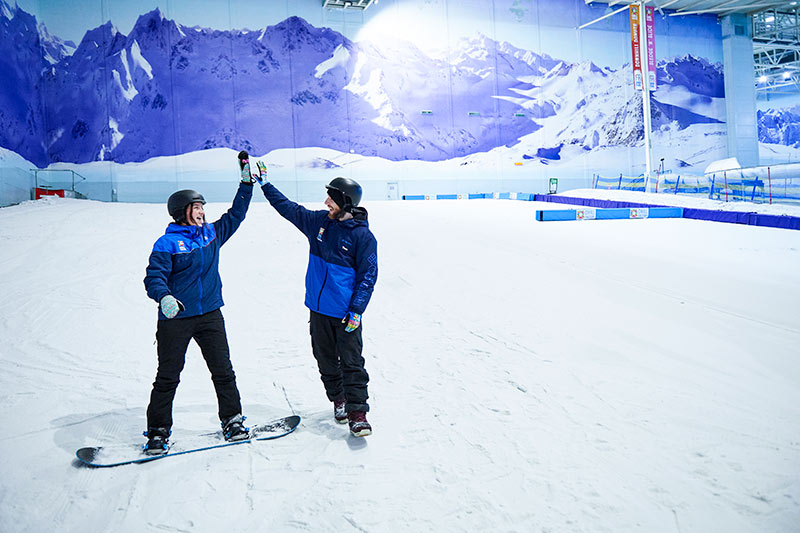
left=159, top=295, right=184, bottom=319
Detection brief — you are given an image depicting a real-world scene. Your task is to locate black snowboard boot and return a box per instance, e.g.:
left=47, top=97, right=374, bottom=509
left=333, top=399, right=347, bottom=424
left=222, top=414, right=250, bottom=441
left=347, top=411, right=372, bottom=437
left=143, top=427, right=170, bottom=455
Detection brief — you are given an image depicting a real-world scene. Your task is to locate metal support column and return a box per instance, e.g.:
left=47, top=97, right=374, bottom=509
left=638, top=1, right=654, bottom=189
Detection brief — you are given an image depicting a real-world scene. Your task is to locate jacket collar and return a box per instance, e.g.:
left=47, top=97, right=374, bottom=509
left=166, top=222, right=205, bottom=236
left=333, top=207, right=368, bottom=228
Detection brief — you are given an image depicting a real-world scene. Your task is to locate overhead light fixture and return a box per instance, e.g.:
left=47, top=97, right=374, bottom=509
left=322, top=0, right=375, bottom=9
left=759, top=75, right=768, bottom=83
left=765, top=15, right=774, bottom=22
left=784, top=72, right=792, bottom=79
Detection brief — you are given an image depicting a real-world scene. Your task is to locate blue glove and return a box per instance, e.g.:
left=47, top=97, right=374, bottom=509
left=238, top=151, right=253, bottom=184
left=159, top=295, right=184, bottom=319
left=342, top=311, right=361, bottom=333
left=255, top=161, right=268, bottom=185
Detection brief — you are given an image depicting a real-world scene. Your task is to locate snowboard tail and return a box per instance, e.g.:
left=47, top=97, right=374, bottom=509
left=76, top=415, right=300, bottom=468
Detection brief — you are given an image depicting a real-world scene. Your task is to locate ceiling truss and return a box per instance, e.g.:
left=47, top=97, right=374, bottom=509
left=753, top=8, right=800, bottom=95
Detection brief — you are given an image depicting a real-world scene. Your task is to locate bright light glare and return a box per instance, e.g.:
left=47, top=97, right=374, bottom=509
left=784, top=72, right=792, bottom=79
left=357, top=6, right=448, bottom=53
left=765, top=16, right=774, bottom=22
left=759, top=75, right=768, bottom=83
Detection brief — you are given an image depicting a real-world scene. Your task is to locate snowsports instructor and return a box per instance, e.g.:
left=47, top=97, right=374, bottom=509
left=252, top=160, right=378, bottom=437
left=142, top=159, right=255, bottom=454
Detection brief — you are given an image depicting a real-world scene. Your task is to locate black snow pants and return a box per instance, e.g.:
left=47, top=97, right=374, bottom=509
left=309, top=310, right=369, bottom=413
left=146, top=309, right=242, bottom=430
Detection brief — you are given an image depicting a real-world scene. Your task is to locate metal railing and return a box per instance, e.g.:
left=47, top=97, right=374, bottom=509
left=30, top=169, right=88, bottom=199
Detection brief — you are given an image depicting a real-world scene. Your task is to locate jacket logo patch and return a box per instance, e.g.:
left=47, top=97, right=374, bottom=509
left=177, top=240, right=187, bottom=251
left=317, top=227, right=325, bottom=242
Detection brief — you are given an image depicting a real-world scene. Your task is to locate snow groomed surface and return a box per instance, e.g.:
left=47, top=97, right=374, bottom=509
left=2, top=197, right=799, bottom=531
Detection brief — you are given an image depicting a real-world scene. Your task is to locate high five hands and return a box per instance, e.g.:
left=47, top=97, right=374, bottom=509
left=237, top=150, right=268, bottom=185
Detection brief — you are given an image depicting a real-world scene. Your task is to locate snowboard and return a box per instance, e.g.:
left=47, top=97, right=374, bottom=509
left=76, top=415, right=301, bottom=468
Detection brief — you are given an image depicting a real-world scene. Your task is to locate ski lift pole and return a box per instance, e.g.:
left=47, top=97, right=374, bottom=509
left=768, top=166, right=772, bottom=205
left=656, top=158, right=664, bottom=193
left=637, top=0, right=653, bottom=190
left=724, top=171, right=728, bottom=202
left=655, top=166, right=660, bottom=193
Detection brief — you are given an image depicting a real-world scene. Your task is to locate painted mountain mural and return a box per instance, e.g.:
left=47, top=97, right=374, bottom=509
left=758, top=105, right=800, bottom=148
left=1, top=1, right=725, bottom=169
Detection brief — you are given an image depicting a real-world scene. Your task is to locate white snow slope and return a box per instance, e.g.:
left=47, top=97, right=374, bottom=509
left=0, top=194, right=799, bottom=532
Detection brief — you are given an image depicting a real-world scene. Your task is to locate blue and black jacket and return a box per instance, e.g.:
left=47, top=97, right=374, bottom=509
left=144, top=183, right=253, bottom=320
left=260, top=182, right=378, bottom=319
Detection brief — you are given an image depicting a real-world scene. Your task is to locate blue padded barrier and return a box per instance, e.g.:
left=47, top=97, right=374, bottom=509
left=536, top=207, right=683, bottom=221
left=644, top=207, right=685, bottom=218
left=533, top=195, right=800, bottom=231
left=398, top=192, right=800, bottom=231
left=682, top=208, right=800, bottom=230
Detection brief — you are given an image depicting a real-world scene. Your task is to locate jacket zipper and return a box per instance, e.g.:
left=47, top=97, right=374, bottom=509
left=197, top=227, right=204, bottom=314
left=315, top=221, right=330, bottom=312
left=316, top=267, right=328, bottom=312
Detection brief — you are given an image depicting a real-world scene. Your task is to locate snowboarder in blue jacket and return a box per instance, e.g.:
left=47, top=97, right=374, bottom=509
left=255, top=162, right=378, bottom=437
left=142, top=167, right=254, bottom=454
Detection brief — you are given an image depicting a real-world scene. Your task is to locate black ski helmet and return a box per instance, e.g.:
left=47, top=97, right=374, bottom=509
left=167, top=189, right=206, bottom=222
left=325, top=177, right=362, bottom=210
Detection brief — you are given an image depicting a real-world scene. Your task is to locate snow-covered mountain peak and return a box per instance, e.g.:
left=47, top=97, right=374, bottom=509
left=0, top=0, right=13, bottom=20
left=134, top=7, right=168, bottom=28
left=458, top=32, right=494, bottom=53
left=578, top=61, right=606, bottom=76
left=37, top=21, right=76, bottom=63
left=758, top=105, right=800, bottom=147
left=543, top=61, right=573, bottom=79
left=656, top=53, right=724, bottom=98
left=670, top=53, right=720, bottom=70
left=130, top=8, right=180, bottom=41
left=129, top=8, right=183, bottom=47
left=274, top=15, right=314, bottom=33
left=74, top=21, right=120, bottom=54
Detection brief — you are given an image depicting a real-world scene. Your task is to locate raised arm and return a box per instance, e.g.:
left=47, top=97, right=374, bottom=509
left=213, top=180, right=254, bottom=246
left=260, top=182, right=321, bottom=237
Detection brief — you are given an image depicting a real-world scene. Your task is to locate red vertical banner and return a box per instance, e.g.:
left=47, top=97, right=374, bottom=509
left=629, top=5, right=643, bottom=91
left=645, top=6, right=657, bottom=91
